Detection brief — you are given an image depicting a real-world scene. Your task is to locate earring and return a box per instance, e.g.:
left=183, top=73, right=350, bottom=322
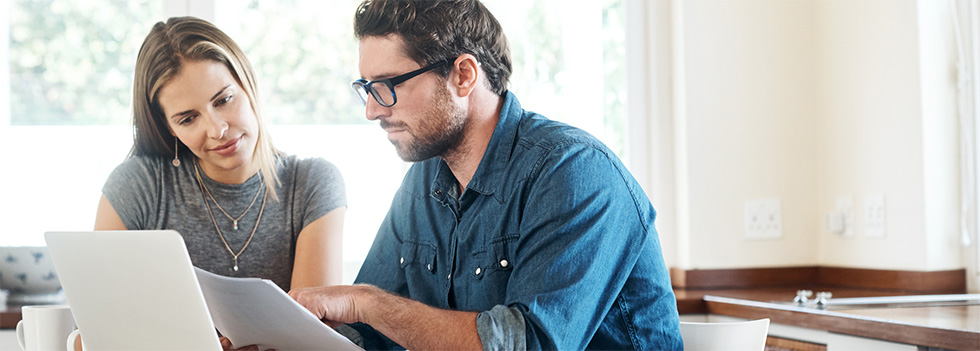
left=172, top=138, right=181, bottom=167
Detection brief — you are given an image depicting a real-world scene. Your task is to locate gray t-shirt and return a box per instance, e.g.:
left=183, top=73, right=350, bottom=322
left=102, top=154, right=346, bottom=291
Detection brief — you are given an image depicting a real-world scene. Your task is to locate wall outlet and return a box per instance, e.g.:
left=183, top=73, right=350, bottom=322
left=864, top=195, right=885, bottom=238
left=744, top=198, right=782, bottom=240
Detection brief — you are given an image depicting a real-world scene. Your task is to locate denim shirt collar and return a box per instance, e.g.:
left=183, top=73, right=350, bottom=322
left=430, top=91, right=521, bottom=201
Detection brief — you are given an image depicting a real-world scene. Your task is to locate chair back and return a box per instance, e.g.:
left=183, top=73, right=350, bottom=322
left=679, top=318, right=770, bottom=351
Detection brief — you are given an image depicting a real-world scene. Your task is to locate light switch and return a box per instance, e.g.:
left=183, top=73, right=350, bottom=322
left=864, top=195, right=885, bottom=238
left=836, top=197, right=854, bottom=237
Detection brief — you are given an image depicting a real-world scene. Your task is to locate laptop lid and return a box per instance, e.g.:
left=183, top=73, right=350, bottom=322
left=45, top=230, right=221, bottom=351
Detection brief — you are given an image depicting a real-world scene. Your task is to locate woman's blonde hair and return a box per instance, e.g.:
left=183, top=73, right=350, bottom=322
left=130, top=16, right=281, bottom=200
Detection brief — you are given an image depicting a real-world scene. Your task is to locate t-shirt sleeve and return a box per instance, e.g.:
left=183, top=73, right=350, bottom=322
left=294, top=157, right=347, bottom=229
left=101, top=157, right=160, bottom=230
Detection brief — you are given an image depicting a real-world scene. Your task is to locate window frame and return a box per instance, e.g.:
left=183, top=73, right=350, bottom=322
left=1, top=0, right=10, bottom=126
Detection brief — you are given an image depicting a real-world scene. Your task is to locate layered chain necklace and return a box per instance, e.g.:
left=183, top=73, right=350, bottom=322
left=194, top=160, right=268, bottom=272
left=199, top=168, right=262, bottom=231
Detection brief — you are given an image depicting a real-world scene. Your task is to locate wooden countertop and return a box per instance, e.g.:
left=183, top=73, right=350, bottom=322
left=671, top=266, right=979, bottom=350
left=673, top=285, right=912, bottom=314
left=0, top=303, right=23, bottom=329
left=697, top=294, right=979, bottom=350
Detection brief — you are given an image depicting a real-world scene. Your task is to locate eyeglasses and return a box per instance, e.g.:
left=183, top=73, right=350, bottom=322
left=351, top=60, right=450, bottom=107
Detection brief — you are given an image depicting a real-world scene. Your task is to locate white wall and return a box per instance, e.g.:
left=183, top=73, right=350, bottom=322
left=813, top=0, right=934, bottom=270
left=661, top=0, right=967, bottom=272
left=671, top=0, right=820, bottom=269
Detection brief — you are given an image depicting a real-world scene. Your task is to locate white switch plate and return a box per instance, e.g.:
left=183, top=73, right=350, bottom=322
left=864, top=194, right=885, bottom=238
left=744, top=198, right=782, bottom=240
left=836, top=197, right=855, bottom=237
left=826, top=212, right=844, bottom=233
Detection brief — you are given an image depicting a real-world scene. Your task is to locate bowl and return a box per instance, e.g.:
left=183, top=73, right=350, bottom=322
left=0, top=246, right=62, bottom=296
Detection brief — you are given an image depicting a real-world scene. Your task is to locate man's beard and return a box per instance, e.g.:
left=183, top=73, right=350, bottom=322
left=387, top=87, right=467, bottom=162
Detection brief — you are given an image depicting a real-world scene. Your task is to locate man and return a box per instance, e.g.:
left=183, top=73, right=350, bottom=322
left=290, top=0, right=683, bottom=349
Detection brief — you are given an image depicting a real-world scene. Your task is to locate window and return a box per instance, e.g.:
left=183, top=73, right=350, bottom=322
left=1, top=0, right=628, bottom=284
left=952, top=0, right=980, bottom=291
left=0, top=0, right=160, bottom=247
left=8, top=1, right=159, bottom=125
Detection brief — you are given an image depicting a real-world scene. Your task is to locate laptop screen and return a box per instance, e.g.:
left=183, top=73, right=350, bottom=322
left=45, top=230, right=221, bottom=351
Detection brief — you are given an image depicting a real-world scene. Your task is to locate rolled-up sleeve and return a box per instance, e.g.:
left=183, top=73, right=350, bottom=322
left=477, top=305, right=526, bottom=351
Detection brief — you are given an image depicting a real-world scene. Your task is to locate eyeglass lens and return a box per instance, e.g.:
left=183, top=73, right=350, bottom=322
left=352, top=60, right=449, bottom=107
left=369, top=82, right=396, bottom=107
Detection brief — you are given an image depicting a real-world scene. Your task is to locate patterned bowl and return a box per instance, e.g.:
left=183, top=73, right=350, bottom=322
left=0, top=246, right=62, bottom=295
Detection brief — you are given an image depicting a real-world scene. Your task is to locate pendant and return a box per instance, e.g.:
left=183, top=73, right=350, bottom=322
left=233, top=220, right=239, bottom=231
left=233, top=264, right=239, bottom=272
left=172, top=159, right=181, bottom=167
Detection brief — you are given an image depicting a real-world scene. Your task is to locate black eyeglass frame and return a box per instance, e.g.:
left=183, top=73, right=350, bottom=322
left=351, top=60, right=451, bottom=107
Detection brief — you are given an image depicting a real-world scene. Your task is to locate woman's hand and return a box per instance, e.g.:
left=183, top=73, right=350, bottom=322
left=219, top=336, right=274, bottom=351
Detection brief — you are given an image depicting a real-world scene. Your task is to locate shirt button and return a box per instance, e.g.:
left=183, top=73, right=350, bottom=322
left=434, top=189, right=443, bottom=196
left=448, top=274, right=452, bottom=280
left=475, top=267, right=482, bottom=275
left=500, top=259, right=509, bottom=268
left=427, top=264, right=432, bottom=271
left=400, top=257, right=404, bottom=264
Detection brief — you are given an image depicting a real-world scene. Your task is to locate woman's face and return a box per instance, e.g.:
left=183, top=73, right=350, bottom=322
left=157, top=59, right=259, bottom=183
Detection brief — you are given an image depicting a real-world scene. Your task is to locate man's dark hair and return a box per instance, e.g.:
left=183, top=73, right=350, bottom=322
left=354, top=0, right=512, bottom=96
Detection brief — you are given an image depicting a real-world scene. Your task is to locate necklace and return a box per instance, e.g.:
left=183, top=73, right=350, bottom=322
left=197, top=167, right=262, bottom=231
left=194, top=161, right=268, bottom=271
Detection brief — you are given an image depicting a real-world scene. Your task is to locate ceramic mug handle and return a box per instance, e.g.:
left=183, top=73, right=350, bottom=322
left=66, top=329, right=81, bottom=351
left=15, top=319, right=27, bottom=351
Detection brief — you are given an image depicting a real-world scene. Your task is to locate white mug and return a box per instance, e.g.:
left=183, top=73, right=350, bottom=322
left=15, top=305, right=76, bottom=351
left=65, top=330, right=81, bottom=351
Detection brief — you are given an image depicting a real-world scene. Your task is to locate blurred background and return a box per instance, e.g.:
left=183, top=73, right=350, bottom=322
left=0, top=0, right=628, bottom=284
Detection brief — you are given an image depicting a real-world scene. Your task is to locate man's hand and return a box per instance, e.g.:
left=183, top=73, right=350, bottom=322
left=289, top=284, right=482, bottom=350
left=288, top=284, right=375, bottom=327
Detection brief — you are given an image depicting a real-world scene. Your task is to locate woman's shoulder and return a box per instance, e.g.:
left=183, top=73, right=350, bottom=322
left=110, top=155, right=170, bottom=178
left=103, top=155, right=174, bottom=198
left=279, top=154, right=340, bottom=174
left=276, top=155, right=346, bottom=206
left=277, top=154, right=343, bottom=185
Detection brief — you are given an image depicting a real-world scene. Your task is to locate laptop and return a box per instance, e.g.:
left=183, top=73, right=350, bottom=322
left=45, top=230, right=222, bottom=350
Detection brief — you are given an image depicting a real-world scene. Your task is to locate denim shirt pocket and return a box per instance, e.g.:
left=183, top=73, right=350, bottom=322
left=471, top=234, right=519, bottom=280
left=399, top=240, right=437, bottom=274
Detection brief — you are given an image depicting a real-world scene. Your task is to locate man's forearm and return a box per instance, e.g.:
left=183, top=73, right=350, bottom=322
left=358, top=286, right=483, bottom=350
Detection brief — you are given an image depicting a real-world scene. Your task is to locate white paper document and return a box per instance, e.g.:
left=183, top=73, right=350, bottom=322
left=194, top=267, right=363, bottom=351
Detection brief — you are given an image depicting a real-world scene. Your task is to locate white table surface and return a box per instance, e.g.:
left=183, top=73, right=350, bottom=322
left=1, top=330, right=20, bottom=351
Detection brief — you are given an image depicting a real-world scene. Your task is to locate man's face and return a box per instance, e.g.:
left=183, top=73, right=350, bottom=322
left=358, top=34, right=466, bottom=162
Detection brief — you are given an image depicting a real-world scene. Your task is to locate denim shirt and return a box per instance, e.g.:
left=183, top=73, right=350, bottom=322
left=352, top=92, right=683, bottom=350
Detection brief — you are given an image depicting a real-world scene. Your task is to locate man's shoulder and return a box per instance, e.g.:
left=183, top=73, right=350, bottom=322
left=514, top=112, right=611, bottom=156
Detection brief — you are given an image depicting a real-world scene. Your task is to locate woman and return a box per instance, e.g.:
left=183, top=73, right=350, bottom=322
left=95, top=16, right=345, bottom=296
